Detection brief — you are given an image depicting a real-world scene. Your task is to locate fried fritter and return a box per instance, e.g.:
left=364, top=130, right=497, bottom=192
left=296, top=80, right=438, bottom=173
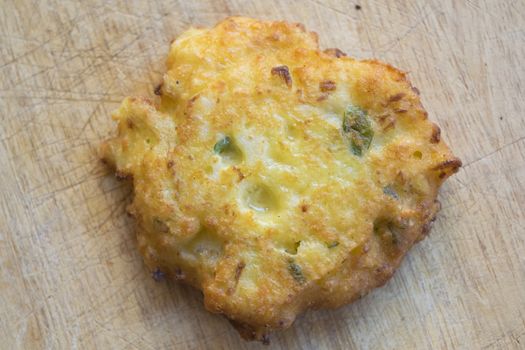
left=101, top=17, right=461, bottom=342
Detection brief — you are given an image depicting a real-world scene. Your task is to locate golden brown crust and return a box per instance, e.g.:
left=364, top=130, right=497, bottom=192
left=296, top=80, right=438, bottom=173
left=101, top=17, right=460, bottom=342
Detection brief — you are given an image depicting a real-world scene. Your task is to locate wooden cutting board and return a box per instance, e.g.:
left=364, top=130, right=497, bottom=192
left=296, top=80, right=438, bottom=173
left=1, top=1, right=524, bottom=349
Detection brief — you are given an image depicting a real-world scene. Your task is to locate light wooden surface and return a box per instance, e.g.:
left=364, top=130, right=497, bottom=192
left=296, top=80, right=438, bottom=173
left=1, top=0, right=524, bottom=349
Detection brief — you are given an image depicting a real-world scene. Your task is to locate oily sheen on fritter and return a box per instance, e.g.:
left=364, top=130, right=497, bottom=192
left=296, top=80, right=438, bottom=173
left=101, top=17, right=461, bottom=342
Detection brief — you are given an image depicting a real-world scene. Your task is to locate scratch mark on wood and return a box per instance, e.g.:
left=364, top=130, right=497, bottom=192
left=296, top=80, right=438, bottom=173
left=463, top=136, right=525, bottom=168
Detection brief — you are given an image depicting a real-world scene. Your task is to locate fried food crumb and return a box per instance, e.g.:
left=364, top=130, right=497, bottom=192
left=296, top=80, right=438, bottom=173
left=101, top=17, right=460, bottom=342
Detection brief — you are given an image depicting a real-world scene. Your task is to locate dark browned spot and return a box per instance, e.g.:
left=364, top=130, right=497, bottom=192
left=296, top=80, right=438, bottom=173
left=319, top=80, right=336, bottom=92
left=232, top=166, right=245, bottom=181
left=421, top=215, right=437, bottom=236
left=430, top=124, right=441, bottom=143
left=295, top=23, right=306, bottom=31
left=234, top=261, right=246, bottom=282
left=301, top=204, right=309, bottom=213
left=396, top=171, right=407, bottom=185
left=394, top=108, right=408, bottom=113
left=127, top=119, right=134, bottom=129
left=378, top=114, right=396, bottom=131
left=188, top=94, right=199, bottom=105
left=167, top=160, right=175, bottom=169
left=227, top=260, right=246, bottom=295
left=271, top=65, right=292, bottom=88
left=388, top=92, right=406, bottom=103
left=432, top=158, right=462, bottom=172
left=174, top=267, right=185, bottom=280
left=261, top=334, right=270, bottom=345
left=295, top=89, right=305, bottom=102
left=324, top=48, right=347, bottom=58
left=154, top=83, right=163, bottom=96
left=316, top=94, right=328, bottom=102
left=375, top=263, right=390, bottom=274
left=183, top=95, right=199, bottom=116
left=355, top=4, right=362, bottom=10
left=377, top=114, right=389, bottom=123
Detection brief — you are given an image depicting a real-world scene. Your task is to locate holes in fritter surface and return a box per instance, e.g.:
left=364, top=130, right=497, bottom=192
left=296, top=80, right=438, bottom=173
left=158, top=95, right=178, bottom=114
left=242, top=183, right=279, bottom=213
left=213, top=135, right=243, bottom=163
left=284, top=240, right=301, bottom=255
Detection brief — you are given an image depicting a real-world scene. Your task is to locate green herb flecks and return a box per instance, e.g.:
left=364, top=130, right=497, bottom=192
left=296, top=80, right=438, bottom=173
left=342, top=105, right=374, bottom=156
left=288, top=261, right=306, bottom=284
left=213, top=135, right=243, bottom=162
left=383, top=185, right=399, bottom=199
left=213, top=136, right=232, bottom=154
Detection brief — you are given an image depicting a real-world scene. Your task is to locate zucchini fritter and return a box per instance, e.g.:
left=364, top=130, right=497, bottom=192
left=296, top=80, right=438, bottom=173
left=101, top=17, right=460, bottom=342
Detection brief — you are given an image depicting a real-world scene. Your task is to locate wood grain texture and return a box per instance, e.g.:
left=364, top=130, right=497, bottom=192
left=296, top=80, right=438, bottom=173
left=1, top=0, right=524, bottom=349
